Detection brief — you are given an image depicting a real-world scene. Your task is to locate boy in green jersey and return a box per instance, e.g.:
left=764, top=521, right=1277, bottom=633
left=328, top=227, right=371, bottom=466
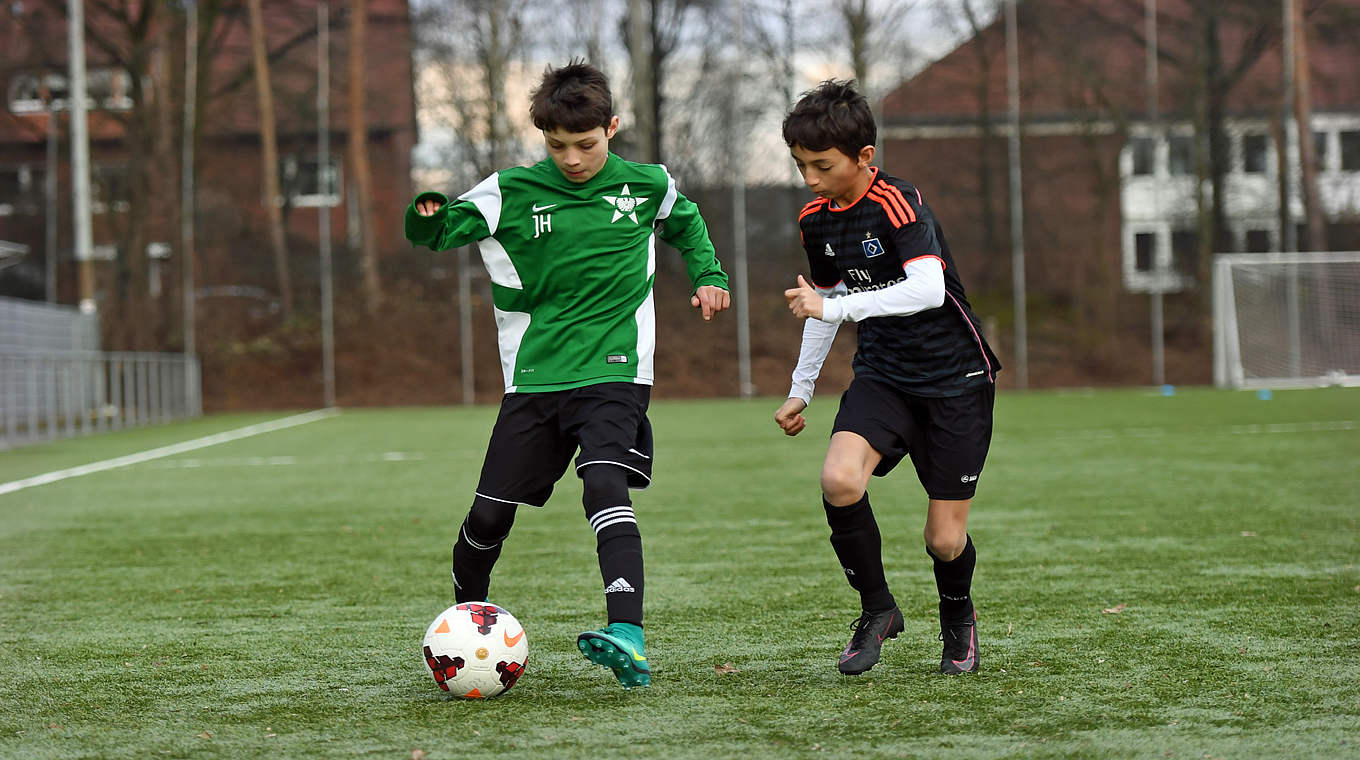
left=405, top=61, right=730, bottom=689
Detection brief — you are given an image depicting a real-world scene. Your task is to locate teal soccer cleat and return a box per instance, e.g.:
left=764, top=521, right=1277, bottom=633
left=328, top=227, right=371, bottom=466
left=577, top=622, right=651, bottom=689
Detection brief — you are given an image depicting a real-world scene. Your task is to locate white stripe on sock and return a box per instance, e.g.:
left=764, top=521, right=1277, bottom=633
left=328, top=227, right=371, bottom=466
left=592, top=515, right=639, bottom=533
left=589, top=505, right=634, bottom=530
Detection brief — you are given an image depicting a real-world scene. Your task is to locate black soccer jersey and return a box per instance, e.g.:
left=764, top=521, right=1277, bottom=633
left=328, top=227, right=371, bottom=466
left=798, top=169, right=1001, bottom=397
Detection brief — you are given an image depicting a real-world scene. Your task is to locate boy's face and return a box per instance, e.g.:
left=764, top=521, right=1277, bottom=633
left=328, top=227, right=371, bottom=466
left=790, top=143, right=875, bottom=208
left=544, top=116, right=620, bottom=183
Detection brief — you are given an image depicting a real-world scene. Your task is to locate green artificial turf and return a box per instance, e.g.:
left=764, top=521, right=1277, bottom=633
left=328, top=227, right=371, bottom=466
left=1, top=387, right=1356, bottom=759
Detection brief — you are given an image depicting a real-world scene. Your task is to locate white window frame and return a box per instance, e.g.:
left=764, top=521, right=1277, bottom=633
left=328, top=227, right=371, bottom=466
left=279, top=154, right=342, bottom=208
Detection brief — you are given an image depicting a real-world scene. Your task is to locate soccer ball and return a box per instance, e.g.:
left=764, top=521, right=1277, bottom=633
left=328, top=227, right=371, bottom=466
left=421, top=602, right=529, bottom=698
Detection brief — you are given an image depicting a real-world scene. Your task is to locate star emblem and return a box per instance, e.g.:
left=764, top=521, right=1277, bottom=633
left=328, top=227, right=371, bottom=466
left=602, top=184, right=649, bottom=224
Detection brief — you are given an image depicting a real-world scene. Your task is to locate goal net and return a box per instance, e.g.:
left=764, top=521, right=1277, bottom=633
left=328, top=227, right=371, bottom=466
left=1213, top=252, right=1360, bottom=389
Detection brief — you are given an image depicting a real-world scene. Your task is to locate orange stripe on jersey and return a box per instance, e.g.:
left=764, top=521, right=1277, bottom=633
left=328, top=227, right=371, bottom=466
left=872, top=181, right=911, bottom=222
left=903, top=254, right=946, bottom=271
left=867, top=190, right=905, bottom=228
left=799, top=198, right=828, bottom=221
left=880, top=182, right=918, bottom=224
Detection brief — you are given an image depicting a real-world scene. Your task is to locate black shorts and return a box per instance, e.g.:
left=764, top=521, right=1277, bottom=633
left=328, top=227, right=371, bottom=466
left=474, top=382, right=653, bottom=507
left=831, top=377, right=994, bottom=501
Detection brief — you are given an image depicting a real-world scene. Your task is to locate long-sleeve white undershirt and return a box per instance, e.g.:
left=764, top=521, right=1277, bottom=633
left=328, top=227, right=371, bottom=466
left=786, top=256, right=946, bottom=404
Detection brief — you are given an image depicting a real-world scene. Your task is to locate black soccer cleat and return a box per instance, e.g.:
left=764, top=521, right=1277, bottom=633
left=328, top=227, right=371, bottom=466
left=939, top=606, right=979, bottom=675
left=838, top=606, right=904, bottom=675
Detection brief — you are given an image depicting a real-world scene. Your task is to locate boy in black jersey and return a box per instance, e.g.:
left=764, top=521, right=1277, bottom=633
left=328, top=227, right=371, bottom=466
left=774, top=80, right=1000, bottom=676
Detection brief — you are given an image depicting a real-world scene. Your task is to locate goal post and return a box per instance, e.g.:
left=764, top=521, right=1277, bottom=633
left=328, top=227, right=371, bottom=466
left=1213, top=252, right=1360, bottom=389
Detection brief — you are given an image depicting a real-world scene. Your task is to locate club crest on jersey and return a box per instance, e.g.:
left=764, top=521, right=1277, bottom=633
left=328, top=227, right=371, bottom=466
left=602, top=184, right=649, bottom=224
left=861, top=236, right=885, bottom=257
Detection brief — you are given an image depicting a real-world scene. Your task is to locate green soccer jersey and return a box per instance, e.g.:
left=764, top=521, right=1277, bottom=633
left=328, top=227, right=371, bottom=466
left=405, top=153, right=728, bottom=393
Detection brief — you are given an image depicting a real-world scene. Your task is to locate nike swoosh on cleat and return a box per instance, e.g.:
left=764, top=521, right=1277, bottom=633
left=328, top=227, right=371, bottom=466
left=951, top=631, right=977, bottom=670
left=503, top=629, right=524, bottom=647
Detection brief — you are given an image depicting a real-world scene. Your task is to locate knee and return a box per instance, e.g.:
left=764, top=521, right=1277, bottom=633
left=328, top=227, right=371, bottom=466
left=820, top=461, right=865, bottom=506
left=923, top=526, right=966, bottom=561
left=581, top=464, right=629, bottom=508
left=467, top=496, right=516, bottom=542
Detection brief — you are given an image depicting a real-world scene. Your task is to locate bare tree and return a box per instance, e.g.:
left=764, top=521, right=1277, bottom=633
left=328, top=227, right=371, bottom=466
left=618, top=0, right=713, bottom=165
left=414, top=0, right=533, bottom=185
left=348, top=0, right=381, bottom=312
left=246, top=0, right=294, bottom=317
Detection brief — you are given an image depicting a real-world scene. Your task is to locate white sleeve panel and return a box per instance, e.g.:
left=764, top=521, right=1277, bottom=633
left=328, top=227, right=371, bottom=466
left=457, top=173, right=503, bottom=235
left=655, top=164, right=679, bottom=221
left=788, top=281, right=845, bottom=404
left=819, top=256, right=946, bottom=324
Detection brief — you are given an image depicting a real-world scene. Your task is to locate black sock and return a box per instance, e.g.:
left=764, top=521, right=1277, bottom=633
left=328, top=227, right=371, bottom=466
left=583, top=466, right=643, bottom=626
left=929, top=533, right=976, bottom=622
left=451, top=496, right=516, bottom=603
left=825, top=494, right=895, bottom=613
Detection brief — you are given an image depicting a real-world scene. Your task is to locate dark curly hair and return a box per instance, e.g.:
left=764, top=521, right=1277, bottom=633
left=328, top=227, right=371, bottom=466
left=529, top=59, right=614, bottom=133
left=782, top=79, right=876, bottom=159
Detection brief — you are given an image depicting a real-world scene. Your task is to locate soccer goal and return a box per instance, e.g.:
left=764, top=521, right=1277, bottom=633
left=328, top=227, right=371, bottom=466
left=1213, top=252, right=1360, bottom=389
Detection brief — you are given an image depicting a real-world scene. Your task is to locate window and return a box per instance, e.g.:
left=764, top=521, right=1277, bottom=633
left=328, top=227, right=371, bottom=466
left=6, top=69, right=130, bottom=114
left=280, top=155, right=342, bottom=207
left=91, top=165, right=130, bottom=214
left=86, top=69, right=133, bottom=111
left=1168, top=135, right=1194, bottom=176
left=1135, top=232, right=1156, bottom=272
left=1245, top=229, right=1272, bottom=253
left=1314, top=131, right=1329, bottom=169
left=1171, top=230, right=1198, bottom=278
left=1129, top=137, right=1155, bottom=176
left=0, top=166, right=41, bottom=216
left=1341, top=131, right=1360, bottom=172
left=1242, top=133, right=1268, bottom=174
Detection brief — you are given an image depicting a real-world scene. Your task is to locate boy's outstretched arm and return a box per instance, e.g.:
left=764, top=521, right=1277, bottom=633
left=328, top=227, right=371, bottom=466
left=774, top=274, right=840, bottom=436
left=656, top=183, right=730, bottom=320
left=404, top=184, right=494, bottom=251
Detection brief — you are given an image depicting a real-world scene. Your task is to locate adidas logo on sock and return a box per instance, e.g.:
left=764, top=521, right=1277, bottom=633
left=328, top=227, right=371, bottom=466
left=604, top=577, right=635, bottom=594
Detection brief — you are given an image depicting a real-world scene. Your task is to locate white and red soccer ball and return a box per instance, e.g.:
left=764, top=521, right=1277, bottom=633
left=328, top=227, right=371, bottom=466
left=421, top=602, right=529, bottom=698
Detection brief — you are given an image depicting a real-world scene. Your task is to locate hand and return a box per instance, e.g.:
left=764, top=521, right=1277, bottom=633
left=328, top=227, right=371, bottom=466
left=784, top=275, right=823, bottom=320
left=774, top=397, right=808, bottom=436
left=690, top=285, right=731, bottom=321
left=415, top=198, right=443, bottom=216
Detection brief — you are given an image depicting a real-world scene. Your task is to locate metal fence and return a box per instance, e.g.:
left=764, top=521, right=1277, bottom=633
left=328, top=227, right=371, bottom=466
left=0, top=297, right=201, bottom=449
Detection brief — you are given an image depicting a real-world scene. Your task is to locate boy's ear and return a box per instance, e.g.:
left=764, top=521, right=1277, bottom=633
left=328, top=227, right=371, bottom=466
left=857, top=145, right=876, bottom=168
left=606, top=115, right=620, bottom=139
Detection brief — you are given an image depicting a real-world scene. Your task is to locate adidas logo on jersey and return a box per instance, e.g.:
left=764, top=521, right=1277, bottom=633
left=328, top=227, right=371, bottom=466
left=823, top=243, right=835, bottom=257
left=604, top=577, right=636, bottom=594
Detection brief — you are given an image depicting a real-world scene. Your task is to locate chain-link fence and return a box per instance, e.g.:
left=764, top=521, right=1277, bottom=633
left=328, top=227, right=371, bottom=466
left=0, top=296, right=200, bottom=449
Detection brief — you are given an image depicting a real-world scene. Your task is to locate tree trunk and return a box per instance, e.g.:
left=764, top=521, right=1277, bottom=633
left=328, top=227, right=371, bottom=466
left=629, top=0, right=656, bottom=162
left=349, top=0, right=382, bottom=313
left=485, top=0, right=510, bottom=169
left=246, top=0, right=293, bottom=316
left=1292, top=0, right=1326, bottom=252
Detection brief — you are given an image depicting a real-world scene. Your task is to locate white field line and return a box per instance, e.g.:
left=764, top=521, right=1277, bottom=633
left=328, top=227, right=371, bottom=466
left=1036, top=419, right=1356, bottom=442
left=0, top=409, right=339, bottom=497
left=141, top=451, right=433, bottom=469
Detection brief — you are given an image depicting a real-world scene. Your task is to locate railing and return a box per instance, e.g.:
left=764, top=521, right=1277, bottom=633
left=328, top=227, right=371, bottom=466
left=0, top=351, right=201, bottom=449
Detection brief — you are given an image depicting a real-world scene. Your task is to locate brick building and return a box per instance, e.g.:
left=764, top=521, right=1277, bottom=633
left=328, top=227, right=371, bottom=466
left=0, top=0, right=415, bottom=334
left=879, top=0, right=1360, bottom=386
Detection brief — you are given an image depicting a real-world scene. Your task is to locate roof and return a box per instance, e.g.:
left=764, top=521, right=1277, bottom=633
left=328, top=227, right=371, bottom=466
left=0, top=0, right=414, bottom=144
left=882, top=0, right=1360, bottom=127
